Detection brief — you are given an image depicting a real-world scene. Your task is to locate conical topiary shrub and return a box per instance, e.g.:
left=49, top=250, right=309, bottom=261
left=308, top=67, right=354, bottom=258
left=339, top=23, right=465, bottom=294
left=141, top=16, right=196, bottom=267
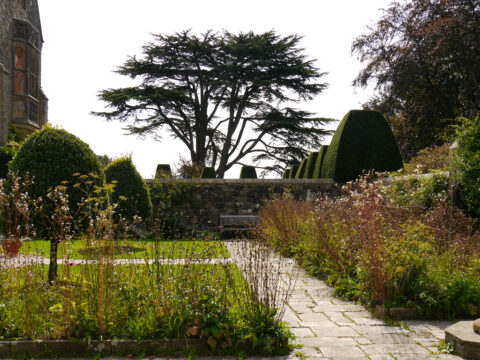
left=289, top=164, right=299, bottom=179
left=295, top=159, right=308, bottom=179
left=200, top=167, right=216, bottom=178
left=304, top=152, right=319, bottom=178
left=240, top=165, right=257, bottom=179
left=321, top=110, right=403, bottom=182
left=282, top=168, right=291, bottom=179
left=106, top=157, right=152, bottom=222
left=313, top=145, right=329, bottom=178
left=155, top=164, right=172, bottom=179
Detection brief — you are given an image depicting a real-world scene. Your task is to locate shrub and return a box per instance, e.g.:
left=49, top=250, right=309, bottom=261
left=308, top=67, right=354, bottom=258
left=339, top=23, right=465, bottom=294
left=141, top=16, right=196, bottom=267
left=200, top=167, right=216, bottom=178
left=295, top=159, right=307, bottom=179
left=0, top=142, right=21, bottom=179
left=9, top=126, right=104, bottom=234
left=282, top=169, right=291, bottom=179
left=455, top=116, right=480, bottom=217
left=321, top=110, right=403, bottom=181
left=155, top=164, right=172, bottom=179
left=289, top=164, right=299, bottom=179
left=313, top=145, right=328, bottom=178
left=401, top=144, right=450, bottom=175
left=304, top=152, right=319, bottom=178
left=105, top=157, right=152, bottom=222
left=240, top=165, right=257, bottom=179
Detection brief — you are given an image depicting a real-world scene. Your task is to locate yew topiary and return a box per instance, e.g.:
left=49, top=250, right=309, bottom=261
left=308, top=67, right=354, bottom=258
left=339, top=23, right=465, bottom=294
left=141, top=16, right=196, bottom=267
left=313, top=145, right=329, bottom=178
left=304, top=152, right=319, bottom=178
left=105, top=157, right=152, bottom=222
left=9, top=126, right=104, bottom=235
left=289, top=164, right=299, bottom=179
left=282, top=168, right=291, bottom=179
left=155, top=164, right=172, bottom=179
left=321, top=110, right=403, bottom=182
left=295, top=159, right=308, bottom=179
left=240, top=165, right=257, bottom=179
left=200, top=167, right=216, bottom=178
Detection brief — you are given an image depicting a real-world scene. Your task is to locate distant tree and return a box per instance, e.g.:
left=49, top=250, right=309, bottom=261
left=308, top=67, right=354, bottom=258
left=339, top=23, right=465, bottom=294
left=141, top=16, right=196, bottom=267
left=352, top=0, right=480, bottom=159
left=94, top=30, right=334, bottom=177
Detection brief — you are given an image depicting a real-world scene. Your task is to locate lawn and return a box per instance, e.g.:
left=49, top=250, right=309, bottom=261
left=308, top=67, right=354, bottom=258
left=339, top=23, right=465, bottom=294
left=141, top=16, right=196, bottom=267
left=19, top=239, right=230, bottom=260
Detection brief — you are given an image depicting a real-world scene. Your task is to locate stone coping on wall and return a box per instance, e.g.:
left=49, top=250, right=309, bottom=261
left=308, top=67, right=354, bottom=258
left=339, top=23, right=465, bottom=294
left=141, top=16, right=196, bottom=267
left=145, top=178, right=336, bottom=185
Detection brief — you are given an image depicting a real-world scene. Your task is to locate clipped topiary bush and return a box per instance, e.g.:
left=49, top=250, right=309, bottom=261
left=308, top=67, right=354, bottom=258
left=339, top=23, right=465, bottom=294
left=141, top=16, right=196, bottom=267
left=155, top=164, right=172, bottom=179
left=10, top=126, right=104, bottom=233
left=295, top=159, right=308, bottom=179
left=240, top=165, right=257, bottom=179
left=289, top=164, right=299, bottom=179
left=105, top=157, right=152, bottom=222
left=304, top=152, right=319, bottom=178
left=200, top=167, right=216, bottom=178
left=313, top=145, right=329, bottom=178
left=282, top=168, right=291, bottom=179
left=322, top=110, right=403, bottom=182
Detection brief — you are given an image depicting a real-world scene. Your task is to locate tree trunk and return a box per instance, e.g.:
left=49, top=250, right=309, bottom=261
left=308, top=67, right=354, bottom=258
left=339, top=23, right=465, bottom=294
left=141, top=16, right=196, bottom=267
left=48, top=239, right=59, bottom=285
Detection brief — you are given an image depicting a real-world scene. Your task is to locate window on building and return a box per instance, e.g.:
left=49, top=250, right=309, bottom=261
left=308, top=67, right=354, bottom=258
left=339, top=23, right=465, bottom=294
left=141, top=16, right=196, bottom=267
left=14, top=46, right=26, bottom=93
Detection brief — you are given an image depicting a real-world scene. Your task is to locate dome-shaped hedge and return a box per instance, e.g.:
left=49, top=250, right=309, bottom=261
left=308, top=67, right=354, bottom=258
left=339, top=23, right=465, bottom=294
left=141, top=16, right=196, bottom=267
left=105, top=157, right=152, bottom=222
left=240, top=165, right=257, bottom=179
left=10, top=127, right=104, bottom=232
left=155, top=164, right=172, bottom=179
left=313, top=145, right=329, bottom=178
left=304, top=152, right=319, bottom=179
left=295, top=159, right=308, bottom=179
left=289, top=164, right=299, bottom=179
left=200, top=167, right=216, bottom=178
left=321, top=110, right=403, bottom=182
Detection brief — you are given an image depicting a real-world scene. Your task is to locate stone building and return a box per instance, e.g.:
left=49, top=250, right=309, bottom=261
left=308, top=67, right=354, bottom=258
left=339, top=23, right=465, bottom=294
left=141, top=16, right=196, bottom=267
left=0, top=0, right=48, bottom=145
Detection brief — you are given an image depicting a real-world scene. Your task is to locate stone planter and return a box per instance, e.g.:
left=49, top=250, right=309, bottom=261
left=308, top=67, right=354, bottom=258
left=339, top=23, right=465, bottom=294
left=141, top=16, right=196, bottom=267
left=1, top=239, right=21, bottom=256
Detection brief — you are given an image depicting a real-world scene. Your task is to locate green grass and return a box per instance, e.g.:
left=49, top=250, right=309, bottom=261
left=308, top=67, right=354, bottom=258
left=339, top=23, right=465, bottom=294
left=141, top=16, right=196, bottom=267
left=19, top=239, right=230, bottom=260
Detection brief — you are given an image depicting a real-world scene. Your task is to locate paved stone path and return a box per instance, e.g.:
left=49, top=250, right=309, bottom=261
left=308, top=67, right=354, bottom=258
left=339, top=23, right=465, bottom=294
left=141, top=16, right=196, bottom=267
left=225, top=241, right=464, bottom=360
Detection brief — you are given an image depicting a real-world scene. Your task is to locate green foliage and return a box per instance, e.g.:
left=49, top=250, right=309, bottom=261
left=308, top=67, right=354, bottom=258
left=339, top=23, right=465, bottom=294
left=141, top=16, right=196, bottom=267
left=9, top=126, right=104, bottom=234
left=295, top=159, right=307, bottom=179
left=240, top=165, right=257, bottom=179
left=105, top=157, right=152, bottom=222
left=282, top=169, right=290, bottom=179
left=399, top=144, right=450, bottom=175
left=155, top=164, right=172, bottom=179
left=0, top=142, right=19, bottom=179
left=94, top=30, right=332, bottom=178
left=455, top=116, right=480, bottom=217
left=96, top=154, right=113, bottom=169
left=303, top=152, right=319, bottom=178
left=321, top=110, right=403, bottom=182
left=289, top=165, right=299, bottom=179
left=200, top=167, right=216, bottom=179
left=313, top=145, right=328, bottom=178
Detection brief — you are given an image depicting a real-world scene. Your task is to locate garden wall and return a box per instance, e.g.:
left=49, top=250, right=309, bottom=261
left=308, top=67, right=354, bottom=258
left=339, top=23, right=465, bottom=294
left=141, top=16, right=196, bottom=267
left=146, top=178, right=337, bottom=231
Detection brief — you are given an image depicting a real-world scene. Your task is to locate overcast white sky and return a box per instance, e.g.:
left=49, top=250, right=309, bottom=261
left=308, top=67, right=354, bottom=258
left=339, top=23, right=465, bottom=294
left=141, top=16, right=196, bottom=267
left=37, top=0, right=391, bottom=178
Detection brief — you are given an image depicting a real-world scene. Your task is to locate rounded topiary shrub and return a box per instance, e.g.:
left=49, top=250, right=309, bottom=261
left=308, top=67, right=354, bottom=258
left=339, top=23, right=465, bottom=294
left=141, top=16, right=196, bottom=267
left=155, top=164, right=172, bottom=179
left=200, top=167, right=216, bottom=178
left=295, top=159, right=308, bottom=179
left=313, top=145, right=329, bottom=178
left=289, top=164, right=299, bottom=179
left=304, top=152, right=319, bottom=179
left=105, top=157, right=152, bottom=222
left=282, top=168, right=291, bottom=179
left=10, top=127, right=104, bottom=233
left=0, top=149, right=13, bottom=179
left=321, top=110, right=403, bottom=182
left=240, top=165, right=257, bottom=179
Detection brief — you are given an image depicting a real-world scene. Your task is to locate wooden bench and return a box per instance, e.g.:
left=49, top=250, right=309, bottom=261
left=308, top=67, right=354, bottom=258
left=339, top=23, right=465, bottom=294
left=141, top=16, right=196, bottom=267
left=220, top=215, right=258, bottom=234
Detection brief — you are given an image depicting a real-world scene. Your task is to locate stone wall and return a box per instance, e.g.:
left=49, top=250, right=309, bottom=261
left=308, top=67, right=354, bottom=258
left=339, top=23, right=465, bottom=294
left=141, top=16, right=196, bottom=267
left=147, top=178, right=337, bottom=231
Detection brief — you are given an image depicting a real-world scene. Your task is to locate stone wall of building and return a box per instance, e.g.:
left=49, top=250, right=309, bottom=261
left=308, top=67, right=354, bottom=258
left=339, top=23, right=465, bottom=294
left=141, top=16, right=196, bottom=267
left=147, top=178, right=338, bottom=231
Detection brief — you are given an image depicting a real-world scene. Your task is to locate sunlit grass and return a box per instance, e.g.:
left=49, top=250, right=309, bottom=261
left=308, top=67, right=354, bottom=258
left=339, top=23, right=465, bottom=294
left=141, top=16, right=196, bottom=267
left=19, top=239, right=230, bottom=259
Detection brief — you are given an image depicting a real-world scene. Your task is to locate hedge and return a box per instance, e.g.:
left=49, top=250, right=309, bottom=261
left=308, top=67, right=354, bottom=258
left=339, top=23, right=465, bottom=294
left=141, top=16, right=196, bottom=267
left=240, top=165, right=257, bottom=179
left=200, top=167, right=216, bottom=178
left=313, top=145, right=329, bottom=178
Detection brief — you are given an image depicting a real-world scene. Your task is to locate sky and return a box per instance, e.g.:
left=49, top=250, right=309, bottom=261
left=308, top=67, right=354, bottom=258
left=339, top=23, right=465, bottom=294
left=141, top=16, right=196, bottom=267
left=37, top=0, right=391, bottom=178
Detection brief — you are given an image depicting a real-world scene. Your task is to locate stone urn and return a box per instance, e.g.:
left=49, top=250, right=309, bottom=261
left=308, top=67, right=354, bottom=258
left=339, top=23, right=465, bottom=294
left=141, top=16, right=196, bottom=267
left=474, top=319, right=480, bottom=335
left=1, top=239, right=22, bottom=256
